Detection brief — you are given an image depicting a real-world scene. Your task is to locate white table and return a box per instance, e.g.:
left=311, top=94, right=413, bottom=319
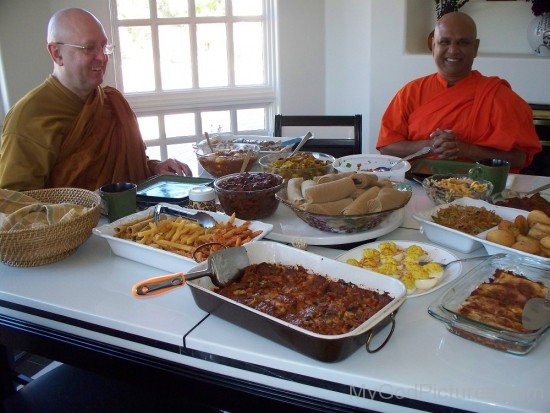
left=1, top=174, right=549, bottom=412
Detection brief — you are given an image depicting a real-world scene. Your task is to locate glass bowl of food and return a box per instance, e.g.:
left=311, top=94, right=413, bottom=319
left=422, top=174, right=493, bottom=205
left=214, top=172, right=285, bottom=220
left=276, top=182, right=412, bottom=233
left=195, top=143, right=260, bottom=178
left=196, top=134, right=298, bottom=156
left=258, top=151, right=335, bottom=183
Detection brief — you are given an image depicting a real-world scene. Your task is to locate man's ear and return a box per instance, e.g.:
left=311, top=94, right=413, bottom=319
left=474, top=38, right=480, bottom=58
left=47, top=43, right=63, bottom=66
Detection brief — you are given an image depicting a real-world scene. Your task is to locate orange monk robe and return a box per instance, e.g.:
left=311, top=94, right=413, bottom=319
left=377, top=71, right=541, bottom=173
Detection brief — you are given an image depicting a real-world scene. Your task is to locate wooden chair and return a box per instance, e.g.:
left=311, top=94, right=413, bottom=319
left=521, top=104, right=550, bottom=177
left=273, top=114, right=362, bottom=158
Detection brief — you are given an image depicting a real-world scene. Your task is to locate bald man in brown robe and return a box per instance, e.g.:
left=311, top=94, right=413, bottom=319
left=0, top=8, right=191, bottom=191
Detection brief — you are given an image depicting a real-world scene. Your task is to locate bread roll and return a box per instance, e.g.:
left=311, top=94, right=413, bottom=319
left=375, top=179, right=394, bottom=188
left=486, top=229, right=516, bottom=247
left=351, top=188, right=366, bottom=199
left=514, top=215, right=529, bottom=236
left=299, top=198, right=353, bottom=215
left=300, top=180, right=316, bottom=196
left=342, top=186, right=381, bottom=215
left=527, top=210, right=550, bottom=226
left=363, top=198, right=383, bottom=214
left=350, top=173, right=377, bottom=189
left=287, top=178, right=305, bottom=205
left=314, top=172, right=353, bottom=184
left=303, top=177, right=356, bottom=203
left=516, top=234, right=540, bottom=244
left=540, top=236, right=550, bottom=250
left=527, top=226, right=549, bottom=240
left=376, top=187, right=411, bottom=210
left=531, top=222, right=550, bottom=235
left=512, top=239, right=541, bottom=255
left=498, top=220, right=520, bottom=237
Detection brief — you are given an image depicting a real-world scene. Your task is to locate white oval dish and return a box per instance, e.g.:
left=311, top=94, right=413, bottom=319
left=93, top=206, right=273, bottom=272
left=262, top=205, right=405, bottom=246
left=335, top=240, right=462, bottom=298
left=332, top=154, right=411, bottom=182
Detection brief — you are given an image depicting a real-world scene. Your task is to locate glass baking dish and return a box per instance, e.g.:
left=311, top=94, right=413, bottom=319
left=428, top=254, right=550, bottom=355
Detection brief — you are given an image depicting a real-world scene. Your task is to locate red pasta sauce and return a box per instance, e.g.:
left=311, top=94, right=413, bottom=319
left=218, top=262, right=393, bottom=335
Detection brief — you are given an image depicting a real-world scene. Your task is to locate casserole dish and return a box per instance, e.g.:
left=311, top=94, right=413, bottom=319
left=413, top=197, right=522, bottom=253
left=428, top=254, right=550, bottom=355
left=187, top=241, right=407, bottom=361
left=93, top=206, right=273, bottom=272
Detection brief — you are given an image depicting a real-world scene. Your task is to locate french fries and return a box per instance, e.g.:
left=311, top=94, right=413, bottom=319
left=113, top=213, right=262, bottom=261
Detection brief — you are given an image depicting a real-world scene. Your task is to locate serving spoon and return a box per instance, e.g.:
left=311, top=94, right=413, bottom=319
left=287, top=132, right=313, bottom=157
left=419, top=253, right=505, bottom=270
left=374, top=146, right=432, bottom=172
left=204, top=132, right=214, bottom=152
left=239, top=150, right=253, bottom=173
left=522, top=182, right=550, bottom=197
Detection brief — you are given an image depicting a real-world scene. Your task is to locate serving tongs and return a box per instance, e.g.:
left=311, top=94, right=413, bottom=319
left=132, top=246, right=250, bottom=297
left=153, top=203, right=217, bottom=228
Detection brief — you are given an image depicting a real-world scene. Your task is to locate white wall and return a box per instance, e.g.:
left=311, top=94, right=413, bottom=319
left=276, top=0, right=325, bottom=115
left=0, top=0, right=113, bottom=110
left=324, top=0, right=370, bottom=118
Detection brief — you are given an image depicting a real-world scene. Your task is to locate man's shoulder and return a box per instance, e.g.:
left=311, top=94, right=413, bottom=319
left=8, top=80, right=53, bottom=114
left=3, top=77, right=79, bottom=139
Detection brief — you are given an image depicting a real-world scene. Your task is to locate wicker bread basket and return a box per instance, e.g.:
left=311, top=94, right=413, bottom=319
left=0, top=188, right=101, bottom=267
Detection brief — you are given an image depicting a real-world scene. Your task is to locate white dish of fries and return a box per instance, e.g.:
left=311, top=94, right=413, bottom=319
left=93, top=206, right=273, bottom=273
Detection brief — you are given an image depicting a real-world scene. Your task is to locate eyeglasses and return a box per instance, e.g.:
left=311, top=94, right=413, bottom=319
left=53, top=42, right=115, bottom=56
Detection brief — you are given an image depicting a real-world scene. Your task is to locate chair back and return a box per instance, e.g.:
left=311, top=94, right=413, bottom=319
left=274, top=114, right=362, bottom=158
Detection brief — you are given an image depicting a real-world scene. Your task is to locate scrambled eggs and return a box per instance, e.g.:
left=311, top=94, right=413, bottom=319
left=346, top=242, right=444, bottom=294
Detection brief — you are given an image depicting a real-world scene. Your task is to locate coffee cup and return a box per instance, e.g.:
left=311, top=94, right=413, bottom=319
left=469, top=159, right=510, bottom=195
left=99, top=182, right=137, bottom=222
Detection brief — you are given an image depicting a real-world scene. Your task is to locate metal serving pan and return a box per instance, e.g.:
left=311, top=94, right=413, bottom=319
left=187, top=241, right=406, bottom=362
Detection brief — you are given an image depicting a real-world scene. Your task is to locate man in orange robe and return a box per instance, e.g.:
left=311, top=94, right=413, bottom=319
left=0, top=8, right=191, bottom=191
left=376, top=12, right=541, bottom=173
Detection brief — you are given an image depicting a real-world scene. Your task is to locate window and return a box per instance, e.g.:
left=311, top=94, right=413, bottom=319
left=110, top=0, right=277, bottom=175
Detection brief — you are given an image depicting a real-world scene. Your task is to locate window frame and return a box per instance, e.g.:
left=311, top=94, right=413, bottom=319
left=107, top=0, right=278, bottom=162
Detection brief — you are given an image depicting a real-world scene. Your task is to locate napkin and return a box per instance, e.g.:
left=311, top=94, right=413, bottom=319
left=0, top=189, right=90, bottom=231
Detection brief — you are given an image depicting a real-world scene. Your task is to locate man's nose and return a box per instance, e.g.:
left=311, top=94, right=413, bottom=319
left=95, top=51, right=109, bottom=62
left=447, top=42, right=460, bottom=54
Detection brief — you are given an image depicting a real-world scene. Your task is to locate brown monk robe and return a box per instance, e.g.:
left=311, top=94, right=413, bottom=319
left=0, top=76, right=154, bottom=191
left=47, top=86, right=151, bottom=189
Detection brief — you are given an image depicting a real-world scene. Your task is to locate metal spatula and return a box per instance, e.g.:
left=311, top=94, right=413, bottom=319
left=522, top=291, right=550, bottom=331
left=132, top=246, right=250, bottom=297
